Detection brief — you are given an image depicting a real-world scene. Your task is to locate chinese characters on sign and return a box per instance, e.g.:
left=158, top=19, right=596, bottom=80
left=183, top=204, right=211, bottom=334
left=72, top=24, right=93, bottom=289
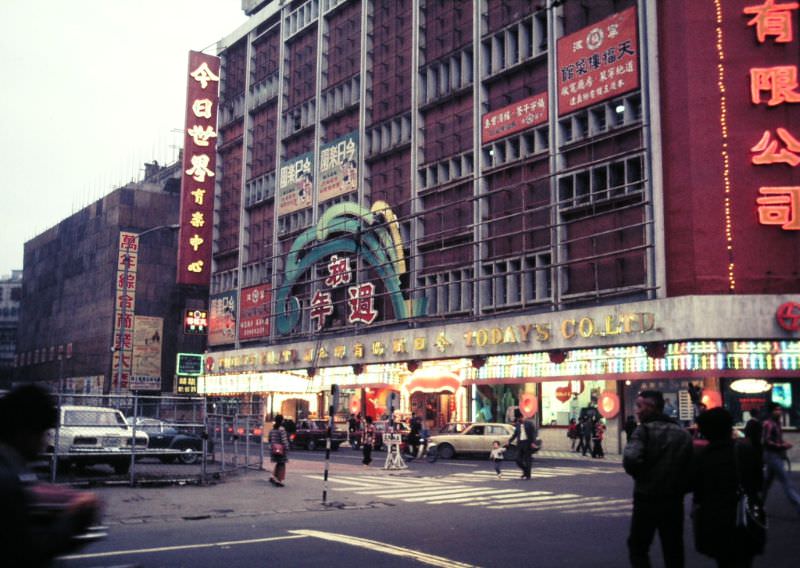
left=177, top=51, right=220, bottom=285
left=112, top=232, right=139, bottom=391
left=319, top=132, right=359, bottom=203
left=557, top=6, right=639, bottom=116
left=184, top=309, right=209, bottom=334
left=745, top=0, right=800, bottom=231
left=278, top=152, right=314, bottom=215
left=208, top=291, right=237, bottom=346
left=131, top=315, right=163, bottom=391
left=239, top=284, right=271, bottom=340
left=309, top=255, right=379, bottom=330
left=482, top=92, right=548, bottom=143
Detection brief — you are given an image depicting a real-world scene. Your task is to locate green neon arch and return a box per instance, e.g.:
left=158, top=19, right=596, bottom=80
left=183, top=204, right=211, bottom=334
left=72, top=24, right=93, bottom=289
left=275, top=201, right=426, bottom=335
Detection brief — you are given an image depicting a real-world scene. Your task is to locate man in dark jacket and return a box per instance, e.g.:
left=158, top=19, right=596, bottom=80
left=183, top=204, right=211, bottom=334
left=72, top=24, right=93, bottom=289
left=623, top=390, right=693, bottom=568
left=508, top=409, right=536, bottom=479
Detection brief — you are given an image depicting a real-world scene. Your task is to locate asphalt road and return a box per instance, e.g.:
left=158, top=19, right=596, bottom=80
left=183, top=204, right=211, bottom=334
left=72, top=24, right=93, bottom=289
left=54, top=450, right=800, bottom=568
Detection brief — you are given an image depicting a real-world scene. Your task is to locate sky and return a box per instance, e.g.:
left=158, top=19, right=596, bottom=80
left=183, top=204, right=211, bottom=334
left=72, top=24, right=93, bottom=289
left=0, top=1, right=249, bottom=278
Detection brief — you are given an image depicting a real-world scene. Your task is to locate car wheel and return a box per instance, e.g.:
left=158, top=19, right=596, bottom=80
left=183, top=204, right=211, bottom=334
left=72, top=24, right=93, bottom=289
left=113, top=459, right=130, bottom=475
left=177, top=445, right=199, bottom=465
left=307, top=439, right=317, bottom=451
left=438, top=443, right=455, bottom=460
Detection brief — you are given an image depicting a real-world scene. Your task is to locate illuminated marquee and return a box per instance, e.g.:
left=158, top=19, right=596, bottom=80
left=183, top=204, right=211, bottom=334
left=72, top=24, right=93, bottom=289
left=177, top=51, right=220, bottom=285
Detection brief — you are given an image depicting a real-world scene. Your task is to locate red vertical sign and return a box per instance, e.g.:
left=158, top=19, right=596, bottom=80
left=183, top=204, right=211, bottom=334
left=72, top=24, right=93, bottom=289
left=177, top=51, right=220, bottom=285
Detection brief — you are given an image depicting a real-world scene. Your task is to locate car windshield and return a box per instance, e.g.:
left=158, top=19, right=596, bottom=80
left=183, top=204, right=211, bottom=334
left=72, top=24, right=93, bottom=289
left=64, top=409, right=127, bottom=427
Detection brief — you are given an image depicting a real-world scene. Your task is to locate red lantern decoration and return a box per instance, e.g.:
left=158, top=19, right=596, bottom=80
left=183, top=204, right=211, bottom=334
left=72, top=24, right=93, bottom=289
left=701, top=390, right=722, bottom=409
left=520, top=394, right=538, bottom=417
left=349, top=398, right=360, bottom=415
left=598, top=391, right=620, bottom=419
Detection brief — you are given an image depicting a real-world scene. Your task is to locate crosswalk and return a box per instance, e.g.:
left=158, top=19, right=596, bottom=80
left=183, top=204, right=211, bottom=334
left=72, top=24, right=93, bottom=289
left=305, top=470, right=631, bottom=518
left=446, top=465, right=619, bottom=481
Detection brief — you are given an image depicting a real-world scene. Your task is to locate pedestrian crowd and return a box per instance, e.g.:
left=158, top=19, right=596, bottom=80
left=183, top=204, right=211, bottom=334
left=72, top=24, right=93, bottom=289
left=623, top=390, right=799, bottom=568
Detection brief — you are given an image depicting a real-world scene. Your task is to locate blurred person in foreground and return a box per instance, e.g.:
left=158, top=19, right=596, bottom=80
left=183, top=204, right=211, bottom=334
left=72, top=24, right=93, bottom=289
left=762, top=402, right=800, bottom=516
left=623, top=390, right=693, bottom=568
left=691, top=407, right=763, bottom=567
left=0, top=384, right=100, bottom=567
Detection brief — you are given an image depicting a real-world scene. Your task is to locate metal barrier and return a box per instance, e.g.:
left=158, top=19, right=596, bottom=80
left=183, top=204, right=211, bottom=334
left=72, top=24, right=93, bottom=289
left=207, top=414, right=264, bottom=474
left=45, top=393, right=210, bottom=486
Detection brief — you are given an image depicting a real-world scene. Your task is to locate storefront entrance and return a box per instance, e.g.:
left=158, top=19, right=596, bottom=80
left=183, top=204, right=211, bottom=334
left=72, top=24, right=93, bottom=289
left=410, top=391, right=454, bottom=430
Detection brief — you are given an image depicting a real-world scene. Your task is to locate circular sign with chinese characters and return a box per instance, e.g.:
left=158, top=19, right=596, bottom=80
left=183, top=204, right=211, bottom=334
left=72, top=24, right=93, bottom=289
left=776, top=302, right=800, bottom=332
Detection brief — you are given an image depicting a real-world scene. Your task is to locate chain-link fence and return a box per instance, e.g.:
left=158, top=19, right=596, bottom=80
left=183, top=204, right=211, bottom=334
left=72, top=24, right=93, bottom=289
left=44, top=393, right=217, bottom=486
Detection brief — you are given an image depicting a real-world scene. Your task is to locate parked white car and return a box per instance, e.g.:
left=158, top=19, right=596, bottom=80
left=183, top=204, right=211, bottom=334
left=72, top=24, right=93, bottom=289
left=46, top=405, right=149, bottom=474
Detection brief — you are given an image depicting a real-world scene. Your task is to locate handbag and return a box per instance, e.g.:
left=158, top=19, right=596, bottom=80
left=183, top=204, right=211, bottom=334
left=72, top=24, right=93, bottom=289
left=734, top=444, right=767, bottom=553
left=271, top=442, right=285, bottom=456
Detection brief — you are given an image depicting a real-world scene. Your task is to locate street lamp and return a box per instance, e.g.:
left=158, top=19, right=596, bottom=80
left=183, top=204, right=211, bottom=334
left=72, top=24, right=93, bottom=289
left=113, top=224, right=179, bottom=394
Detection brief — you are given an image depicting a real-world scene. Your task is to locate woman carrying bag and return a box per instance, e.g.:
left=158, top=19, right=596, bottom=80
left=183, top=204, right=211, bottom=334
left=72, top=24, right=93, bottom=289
left=691, top=407, right=765, bottom=567
left=269, top=415, right=290, bottom=487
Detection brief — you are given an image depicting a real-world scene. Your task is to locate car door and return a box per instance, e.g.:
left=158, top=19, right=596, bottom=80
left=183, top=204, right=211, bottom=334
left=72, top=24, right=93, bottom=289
left=462, top=424, right=485, bottom=452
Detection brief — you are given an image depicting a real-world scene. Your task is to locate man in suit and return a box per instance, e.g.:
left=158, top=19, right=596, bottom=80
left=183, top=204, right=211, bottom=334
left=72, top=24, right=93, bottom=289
left=508, top=409, right=536, bottom=479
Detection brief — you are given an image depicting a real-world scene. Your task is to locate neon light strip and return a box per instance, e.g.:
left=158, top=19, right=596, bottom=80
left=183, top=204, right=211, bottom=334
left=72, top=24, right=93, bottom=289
left=714, top=0, right=736, bottom=290
left=464, top=341, right=800, bottom=380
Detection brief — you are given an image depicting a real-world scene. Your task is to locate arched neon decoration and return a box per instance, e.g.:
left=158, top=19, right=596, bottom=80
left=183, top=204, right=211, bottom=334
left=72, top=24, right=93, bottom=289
left=275, top=201, right=426, bottom=335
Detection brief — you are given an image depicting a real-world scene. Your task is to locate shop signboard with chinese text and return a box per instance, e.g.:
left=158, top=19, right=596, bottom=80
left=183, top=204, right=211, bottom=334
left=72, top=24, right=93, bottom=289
left=482, top=92, right=548, bottom=143
left=208, top=291, right=237, bottom=346
left=177, top=51, right=220, bottom=285
left=131, top=315, right=163, bottom=391
left=319, top=132, right=359, bottom=203
left=239, top=284, right=271, bottom=340
left=184, top=308, right=209, bottom=334
left=557, top=7, right=639, bottom=116
left=177, top=353, right=204, bottom=376
left=112, top=231, right=139, bottom=391
left=277, top=152, right=314, bottom=215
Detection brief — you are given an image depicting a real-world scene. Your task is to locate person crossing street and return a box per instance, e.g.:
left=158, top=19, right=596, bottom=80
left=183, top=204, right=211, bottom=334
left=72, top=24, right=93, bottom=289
left=508, top=409, right=536, bottom=479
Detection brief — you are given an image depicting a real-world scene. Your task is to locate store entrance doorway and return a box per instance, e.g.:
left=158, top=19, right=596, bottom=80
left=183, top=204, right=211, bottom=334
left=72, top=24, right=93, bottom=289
left=410, top=391, right=454, bottom=431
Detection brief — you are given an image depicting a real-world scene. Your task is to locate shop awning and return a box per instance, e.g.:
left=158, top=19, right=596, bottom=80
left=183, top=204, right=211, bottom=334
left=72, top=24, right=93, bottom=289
left=404, top=369, right=463, bottom=394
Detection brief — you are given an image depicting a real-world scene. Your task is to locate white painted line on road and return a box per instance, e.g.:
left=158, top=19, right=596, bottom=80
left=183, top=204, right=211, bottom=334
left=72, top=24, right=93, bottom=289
left=353, top=485, right=472, bottom=498
left=290, top=529, right=479, bottom=568
left=403, top=488, right=496, bottom=503
left=486, top=493, right=582, bottom=509
left=561, top=501, right=632, bottom=514
left=466, top=490, right=553, bottom=505
left=425, top=488, right=523, bottom=504
left=516, top=497, right=624, bottom=512
left=59, top=534, right=308, bottom=561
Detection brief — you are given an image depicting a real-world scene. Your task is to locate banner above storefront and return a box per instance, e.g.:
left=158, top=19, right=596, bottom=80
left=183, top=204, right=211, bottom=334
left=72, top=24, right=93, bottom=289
left=204, top=295, right=798, bottom=374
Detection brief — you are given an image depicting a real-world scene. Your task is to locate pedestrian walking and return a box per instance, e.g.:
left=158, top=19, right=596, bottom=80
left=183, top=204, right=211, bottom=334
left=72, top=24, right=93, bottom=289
left=0, top=385, right=101, bottom=567
left=567, top=418, right=579, bottom=451
left=361, top=416, right=376, bottom=467
left=489, top=441, right=505, bottom=477
left=408, top=413, right=422, bottom=458
left=762, top=402, right=800, bottom=516
left=691, top=407, right=764, bottom=567
left=580, top=415, right=592, bottom=456
left=591, top=418, right=606, bottom=458
left=268, top=415, right=290, bottom=487
left=624, top=415, right=637, bottom=443
left=575, top=416, right=588, bottom=454
left=508, top=409, right=535, bottom=479
left=623, top=390, right=693, bottom=568
left=347, top=413, right=359, bottom=448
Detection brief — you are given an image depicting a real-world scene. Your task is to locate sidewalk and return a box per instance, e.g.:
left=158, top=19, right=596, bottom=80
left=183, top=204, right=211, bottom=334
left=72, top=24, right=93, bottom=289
left=93, top=458, right=393, bottom=526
